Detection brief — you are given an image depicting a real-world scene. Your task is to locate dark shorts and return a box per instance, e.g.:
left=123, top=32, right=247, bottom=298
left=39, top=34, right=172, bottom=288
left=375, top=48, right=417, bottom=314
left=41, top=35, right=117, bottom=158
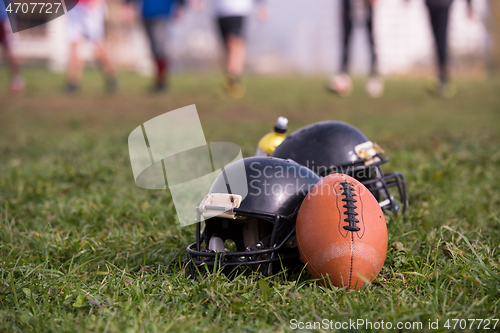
left=217, top=16, right=245, bottom=43
left=425, top=0, right=453, bottom=9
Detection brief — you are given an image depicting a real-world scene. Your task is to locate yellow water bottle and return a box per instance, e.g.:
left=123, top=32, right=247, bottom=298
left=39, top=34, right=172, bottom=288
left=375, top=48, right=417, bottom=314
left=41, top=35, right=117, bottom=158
left=255, top=117, right=289, bottom=156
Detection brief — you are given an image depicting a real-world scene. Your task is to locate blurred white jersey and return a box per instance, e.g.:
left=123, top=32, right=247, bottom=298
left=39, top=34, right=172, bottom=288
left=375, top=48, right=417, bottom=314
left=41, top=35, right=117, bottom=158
left=214, top=0, right=254, bottom=17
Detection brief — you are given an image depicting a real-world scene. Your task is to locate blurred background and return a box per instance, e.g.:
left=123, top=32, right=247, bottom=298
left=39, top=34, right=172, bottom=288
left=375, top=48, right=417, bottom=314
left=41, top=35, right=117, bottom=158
left=7, top=0, right=499, bottom=77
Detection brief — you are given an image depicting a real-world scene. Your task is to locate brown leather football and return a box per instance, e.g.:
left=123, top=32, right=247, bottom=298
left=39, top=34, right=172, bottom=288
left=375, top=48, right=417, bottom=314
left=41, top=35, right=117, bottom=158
left=296, top=173, right=387, bottom=289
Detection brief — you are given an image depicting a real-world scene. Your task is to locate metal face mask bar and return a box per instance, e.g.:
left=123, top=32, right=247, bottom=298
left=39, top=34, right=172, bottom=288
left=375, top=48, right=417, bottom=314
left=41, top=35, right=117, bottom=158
left=361, top=169, right=408, bottom=214
left=317, top=155, right=407, bottom=214
left=186, top=207, right=298, bottom=277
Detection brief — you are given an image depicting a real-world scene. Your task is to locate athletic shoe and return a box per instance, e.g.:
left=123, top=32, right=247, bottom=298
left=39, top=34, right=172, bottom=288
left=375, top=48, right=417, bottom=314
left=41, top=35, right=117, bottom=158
left=227, top=82, right=246, bottom=98
left=426, top=81, right=457, bottom=98
left=326, top=73, right=352, bottom=96
left=224, top=76, right=245, bottom=99
left=365, top=76, right=384, bottom=98
left=9, top=75, right=25, bottom=95
left=151, top=82, right=168, bottom=94
left=106, top=78, right=118, bottom=94
left=64, top=82, right=80, bottom=94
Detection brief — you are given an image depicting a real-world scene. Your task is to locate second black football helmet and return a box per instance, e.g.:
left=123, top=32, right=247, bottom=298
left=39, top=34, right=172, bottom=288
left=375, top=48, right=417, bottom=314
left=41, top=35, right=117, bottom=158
left=271, top=120, right=407, bottom=214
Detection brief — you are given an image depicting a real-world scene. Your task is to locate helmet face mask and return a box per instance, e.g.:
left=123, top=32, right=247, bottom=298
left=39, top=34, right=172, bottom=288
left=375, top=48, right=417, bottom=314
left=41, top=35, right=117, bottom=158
left=187, top=157, right=320, bottom=276
left=188, top=212, right=298, bottom=275
left=352, top=165, right=407, bottom=214
left=271, top=121, right=408, bottom=214
left=316, top=158, right=407, bottom=214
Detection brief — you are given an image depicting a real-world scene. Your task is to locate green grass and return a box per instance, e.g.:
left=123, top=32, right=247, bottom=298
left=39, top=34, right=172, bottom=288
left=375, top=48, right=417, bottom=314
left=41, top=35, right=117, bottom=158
left=0, top=68, right=500, bottom=332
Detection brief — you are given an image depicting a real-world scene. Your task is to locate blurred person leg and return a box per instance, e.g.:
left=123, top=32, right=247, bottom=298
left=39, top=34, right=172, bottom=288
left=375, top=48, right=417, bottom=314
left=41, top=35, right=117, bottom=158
left=366, top=0, right=377, bottom=76
left=217, top=16, right=246, bottom=98
left=65, top=5, right=85, bottom=92
left=65, top=3, right=116, bottom=93
left=66, top=41, right=84, bottom=92
left=341, top=0, right=353, bottom=75
left=128, top=0, right=184, bottom=93
left=428, top=3, right=450, bottom=84
left=226, top=34, right=245, bottom=83
left=88, top=3, right=117, bottom=93
left=0, top=19, right=25, bottom=94
left=95, top=42, right=117, bottom=93
left=328, top=0, right=353, bottom=96
left=365, top=0, right=383, bottom=97
left=143, top=18, right=170, bottom=93
left=426, top=0, right=454, bottom=97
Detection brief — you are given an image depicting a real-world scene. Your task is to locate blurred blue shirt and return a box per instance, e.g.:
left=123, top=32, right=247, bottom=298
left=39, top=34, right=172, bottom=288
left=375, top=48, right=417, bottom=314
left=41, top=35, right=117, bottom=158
left=0, top=0, right=8, bottom=21
left=130, top=0, right=184, bottom=19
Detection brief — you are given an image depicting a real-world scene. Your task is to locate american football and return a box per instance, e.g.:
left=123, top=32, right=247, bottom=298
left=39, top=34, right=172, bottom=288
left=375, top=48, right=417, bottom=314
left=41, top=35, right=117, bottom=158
left=296, top=173, right=388, bottom=289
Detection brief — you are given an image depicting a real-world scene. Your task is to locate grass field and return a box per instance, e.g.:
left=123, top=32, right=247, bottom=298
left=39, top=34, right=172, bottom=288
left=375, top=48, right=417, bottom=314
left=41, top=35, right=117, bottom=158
left=0, top=69, right=500, bottom=332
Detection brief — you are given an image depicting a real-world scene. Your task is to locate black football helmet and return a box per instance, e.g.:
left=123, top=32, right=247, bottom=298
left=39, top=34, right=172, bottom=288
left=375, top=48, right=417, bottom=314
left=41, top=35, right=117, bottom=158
left=271, top=121, right=407, bottom=214
left=187, top=156, right=320, bottom=276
